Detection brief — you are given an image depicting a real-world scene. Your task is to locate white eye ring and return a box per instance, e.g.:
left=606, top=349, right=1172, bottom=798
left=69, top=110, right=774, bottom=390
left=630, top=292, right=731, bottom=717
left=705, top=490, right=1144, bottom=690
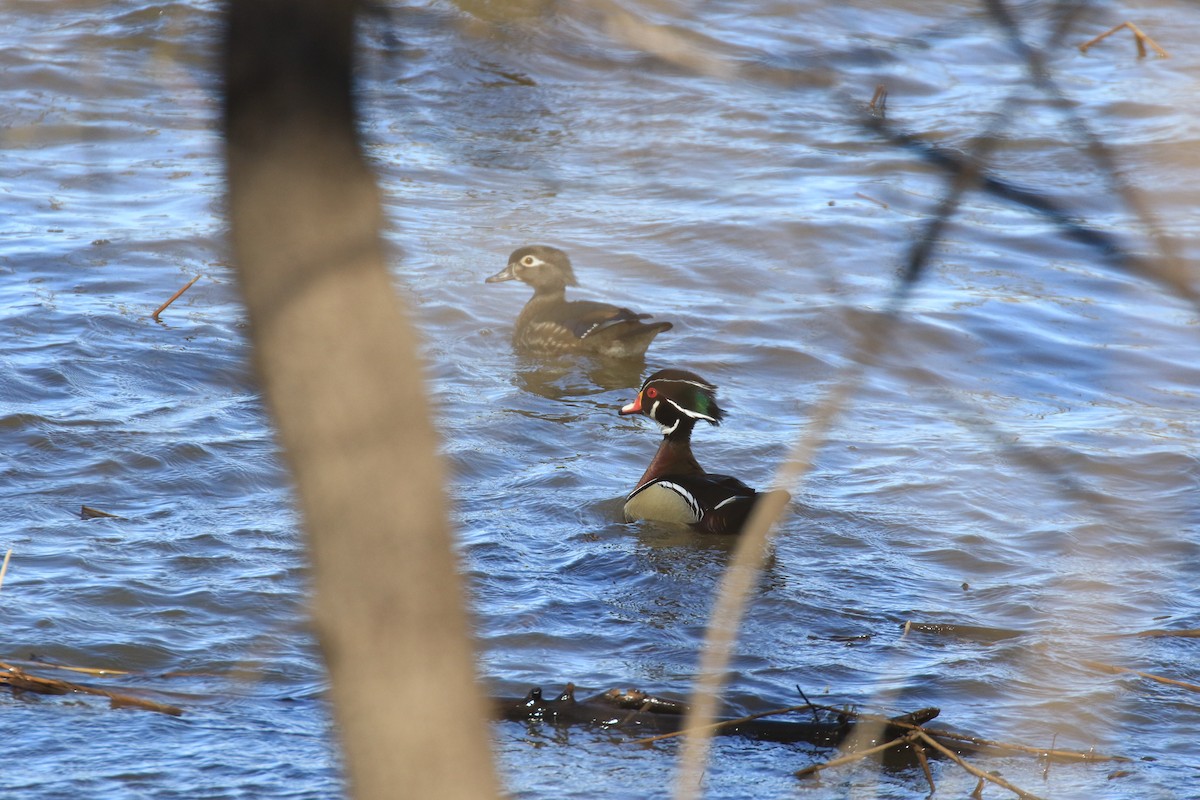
left=521, top=256, right=537, bottom=267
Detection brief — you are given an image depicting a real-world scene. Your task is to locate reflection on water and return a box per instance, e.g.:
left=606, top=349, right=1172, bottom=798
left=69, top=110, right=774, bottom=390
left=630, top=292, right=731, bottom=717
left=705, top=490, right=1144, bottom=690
left=2, top=1, right=1198, bottom=799
left=513, top=354, right=650, bottom=400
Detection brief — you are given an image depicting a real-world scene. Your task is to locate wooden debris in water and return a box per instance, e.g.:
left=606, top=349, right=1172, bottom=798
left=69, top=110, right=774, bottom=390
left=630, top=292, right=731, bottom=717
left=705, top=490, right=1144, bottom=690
left=1078, top=22, right=1169, bottom=58
left=10, top=656, right=131, bottom=677
left=901, top=620, right=1025, bottom=643
left=0, top=660, right=183, bottom=716
left=916, top=729, right=1047, bottom=800
left=868, top=83, right=887, bottom=117
left=151, top=275, right=201, bottom=322
left=1081, top=659, right=1200, bottom=694
left=804, top=705, right=1127, bottom=764
left=912, top=735, right=935, bottom=794
left=80, top=505, right=122, bottom=519
left=1130, top=627, right=1200, bottom=639
left=794, top=731, right=914, bottom=778
left=853, top=193, right=888, bottom=210
left=795, top=714, right=1053, bottom=800
left=629, top=702, right=822, bottom=745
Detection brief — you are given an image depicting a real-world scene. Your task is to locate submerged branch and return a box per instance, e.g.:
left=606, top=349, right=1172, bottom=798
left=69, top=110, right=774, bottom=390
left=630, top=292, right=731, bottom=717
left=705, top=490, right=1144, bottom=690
left=0, top=660, right=183, bottom=716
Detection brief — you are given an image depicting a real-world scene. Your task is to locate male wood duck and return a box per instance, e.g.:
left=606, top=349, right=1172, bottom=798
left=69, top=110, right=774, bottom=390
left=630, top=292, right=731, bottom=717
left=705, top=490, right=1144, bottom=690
left=619, top=368, right=775, bottom=534
left=485, top=245, right=672, bottom=358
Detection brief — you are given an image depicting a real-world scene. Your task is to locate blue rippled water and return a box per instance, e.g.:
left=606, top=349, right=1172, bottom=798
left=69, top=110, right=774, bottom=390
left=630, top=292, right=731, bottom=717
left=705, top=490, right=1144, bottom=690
left=3, top=1, right=1198, bottom=798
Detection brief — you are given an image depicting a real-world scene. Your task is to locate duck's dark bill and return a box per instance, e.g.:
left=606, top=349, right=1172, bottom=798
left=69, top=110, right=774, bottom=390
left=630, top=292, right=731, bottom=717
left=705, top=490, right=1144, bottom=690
left=485, top=264, right=517, bottom=283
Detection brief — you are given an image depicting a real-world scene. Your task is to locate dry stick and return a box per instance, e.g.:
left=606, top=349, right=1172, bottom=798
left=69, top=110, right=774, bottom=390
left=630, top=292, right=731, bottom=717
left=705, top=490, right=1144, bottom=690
left=81, top=505, right=121, bottom=519
left=151, top=275, right=200, bottom=322
left=1043, top=733, right=1058, bottom=780
left=630, top=703, right=816, bottom=746
left=9, top=657, right=132, bottom=678
left=795, top=685, right=822, bottom=724
left=854, top=192, right=889, bottom=209
left=673, top=386, right=854, bottom=794
left=916, top=729, right=1046, bottom=800
left=799, top=705, right=1127, bottom=763
left=674, top=309, right=900, bottom=800
left=886, top=722, right=1119, bottom=763
left=0, top=661, right=183, bottom=716
left=1131, top=628, right=1200, bottom=639
left=1078, top=21, right=1169, bottom=58
left=1080, top=659, right=1200, bottom=694
left=912, top=736, right=936, bottom=794
left=795, top=731, right=915, bottom=779
left=0, top=548, right=11, bottom=594
left=868, top=83, right=887, bottom=116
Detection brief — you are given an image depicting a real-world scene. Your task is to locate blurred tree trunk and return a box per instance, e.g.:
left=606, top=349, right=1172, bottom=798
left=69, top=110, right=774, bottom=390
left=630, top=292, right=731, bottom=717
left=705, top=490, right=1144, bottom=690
left=222, top=2, right=498, bottom=798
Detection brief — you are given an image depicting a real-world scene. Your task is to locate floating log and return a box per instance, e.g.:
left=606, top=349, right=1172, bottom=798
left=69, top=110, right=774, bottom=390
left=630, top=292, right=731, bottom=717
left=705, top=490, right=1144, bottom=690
left=0, top=661, right=183, bottom=716
left=494, top=684, right=955, bottom=761
left=902, top=620, right=1025, bottom=643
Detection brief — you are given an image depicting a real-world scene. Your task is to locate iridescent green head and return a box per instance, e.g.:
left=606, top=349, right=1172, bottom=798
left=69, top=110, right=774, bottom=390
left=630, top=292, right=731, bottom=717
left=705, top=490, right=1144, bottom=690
left=619, top=368, right=724, bottom=437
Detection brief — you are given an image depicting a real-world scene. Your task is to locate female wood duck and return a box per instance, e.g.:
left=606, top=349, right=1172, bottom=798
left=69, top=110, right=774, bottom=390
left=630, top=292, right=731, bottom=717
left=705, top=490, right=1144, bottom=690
left=485, top=245, right=672, bottom=358
left=619, top=368, right=769, bottom=534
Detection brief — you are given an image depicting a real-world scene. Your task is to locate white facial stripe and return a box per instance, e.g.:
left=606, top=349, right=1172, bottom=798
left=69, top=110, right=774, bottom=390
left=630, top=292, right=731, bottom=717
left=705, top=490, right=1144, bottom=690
left=641, top=377, right=716, bottom=393
left=658, top=417, right=680, bottom=436
left=649, top=399, right=660, bottom=419
left=664, top=397, right=716, bottom=423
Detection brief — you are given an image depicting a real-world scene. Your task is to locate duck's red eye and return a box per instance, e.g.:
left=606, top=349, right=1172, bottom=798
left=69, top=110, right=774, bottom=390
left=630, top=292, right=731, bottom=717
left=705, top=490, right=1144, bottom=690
left=644, top=387, right=658, bottom=399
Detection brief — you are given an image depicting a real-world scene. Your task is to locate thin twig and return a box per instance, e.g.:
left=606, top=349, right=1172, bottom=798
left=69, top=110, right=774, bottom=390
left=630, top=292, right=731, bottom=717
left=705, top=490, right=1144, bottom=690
left=795, top=685, right=822, bottom=724
left=800, top=704, right=1127, bottom=763
left=853, top=192, right=888, bottom=209
left=795, top=732, right=914, bottom=778
left=916, top=730, right=1046, bottom=800
left=674, top=300, right=910, bottom=798
left=0, top=548, right=11, bottom=594
left=912, top=735, right=935, bottom=794
left=0, top=661, right=183, bottom=716
left=1131, top=628, right=1200, bottom=639
left=868, top=83, right=887, bottom=117
left=7, top=657, right=132, bottom=678
left=1078, top=21, right=1169, bottom=58
left=81, top=505, right=122, bottom=519
left=152, top=275, right=200, bottom=322
left=1081, top=659, right=1200, bottom=694
left=1043, top=732, right=1058, bottom=780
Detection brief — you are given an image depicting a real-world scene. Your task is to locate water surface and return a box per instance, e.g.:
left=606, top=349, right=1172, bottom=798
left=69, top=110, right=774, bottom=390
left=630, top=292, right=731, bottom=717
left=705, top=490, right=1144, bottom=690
left=2, top=1, right=1198, bottom=798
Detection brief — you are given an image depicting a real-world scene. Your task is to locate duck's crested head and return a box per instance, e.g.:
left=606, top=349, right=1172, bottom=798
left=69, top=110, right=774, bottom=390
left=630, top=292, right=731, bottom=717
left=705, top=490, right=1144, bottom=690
left=485, top=244, right=578, bottom=288
left=620, top=368, right=724, bottom=431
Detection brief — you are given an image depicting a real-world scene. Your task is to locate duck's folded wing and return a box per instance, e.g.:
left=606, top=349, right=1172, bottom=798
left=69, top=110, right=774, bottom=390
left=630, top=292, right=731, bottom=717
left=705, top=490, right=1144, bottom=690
left=550, top=300, right=653, bottom=340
